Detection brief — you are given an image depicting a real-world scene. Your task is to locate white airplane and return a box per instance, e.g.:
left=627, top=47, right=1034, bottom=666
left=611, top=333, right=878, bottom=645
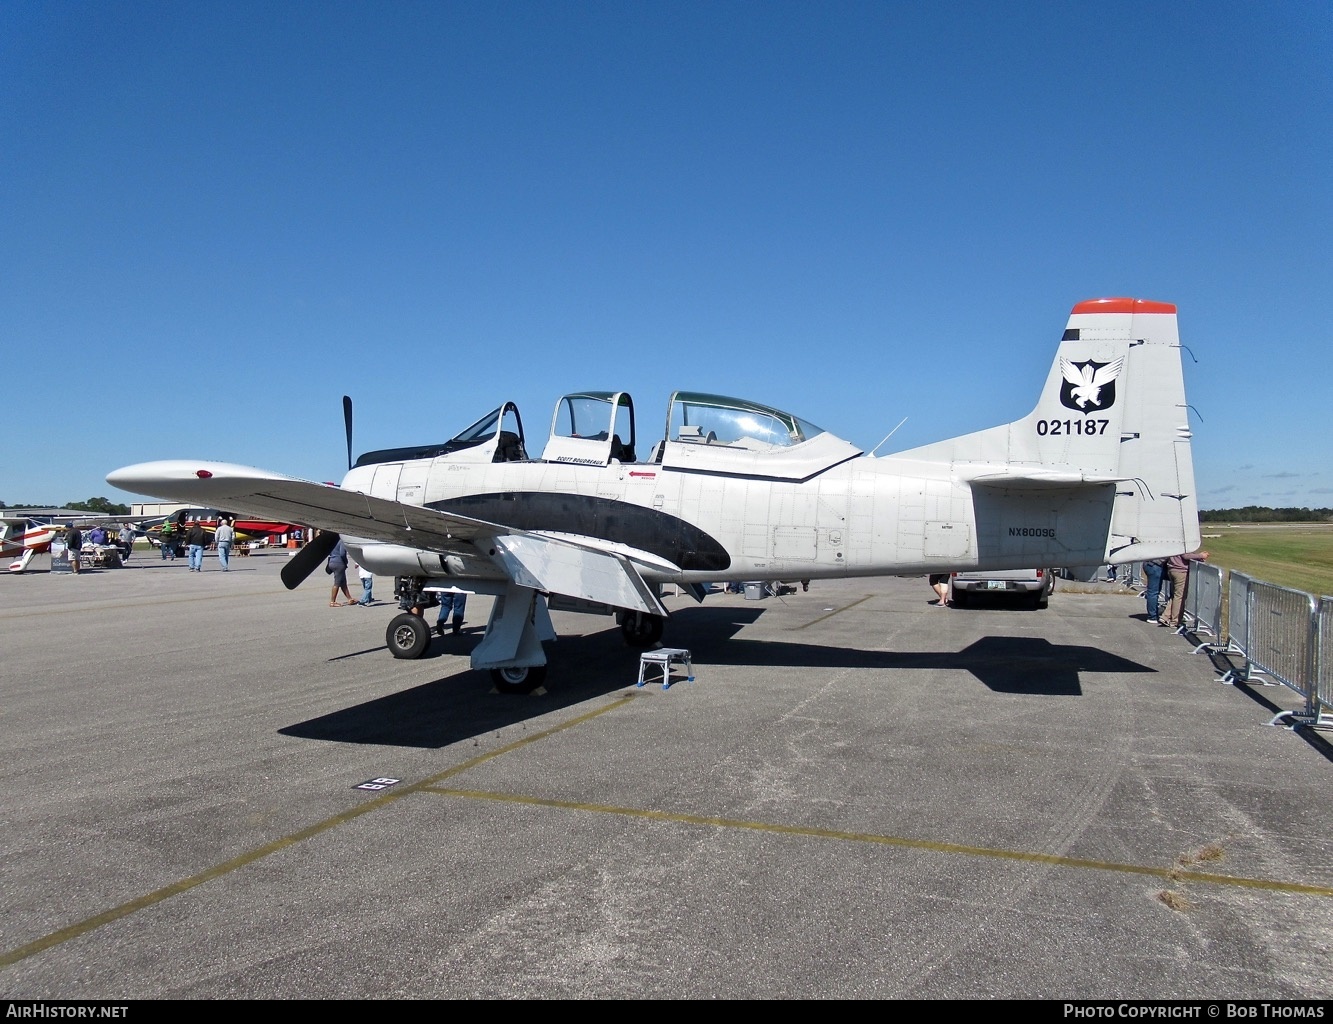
left=108, top=297, right=1200, bottom=692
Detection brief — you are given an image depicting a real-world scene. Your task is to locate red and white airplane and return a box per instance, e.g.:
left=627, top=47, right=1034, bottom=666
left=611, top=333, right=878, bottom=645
left=2, top=519, right=63, bottom=573
left=109, top=298, right=1201, bottom=692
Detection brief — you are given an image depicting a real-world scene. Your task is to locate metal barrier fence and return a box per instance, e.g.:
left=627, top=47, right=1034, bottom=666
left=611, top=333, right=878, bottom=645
left=1226, top=571, right=1255, bottom=668
left=1318, top=598, right=1333, bottom=726
left=1182, top=561, right=1223, bottom=649
left=1201, top=567, right=1327, bottom=729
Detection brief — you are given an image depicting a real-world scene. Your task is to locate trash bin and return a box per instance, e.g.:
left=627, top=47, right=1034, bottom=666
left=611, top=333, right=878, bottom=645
left=744, top=582, right=764, bottom=601
left=51, top=540, right=73, bottom=574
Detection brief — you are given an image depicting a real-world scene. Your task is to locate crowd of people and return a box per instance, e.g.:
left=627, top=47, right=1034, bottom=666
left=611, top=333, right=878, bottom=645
left=61, top=522, right=139, bottom=572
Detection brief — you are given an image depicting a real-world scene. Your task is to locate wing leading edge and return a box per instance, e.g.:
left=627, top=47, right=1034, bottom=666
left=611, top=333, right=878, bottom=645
left=106, top=460, right=664, bottom=615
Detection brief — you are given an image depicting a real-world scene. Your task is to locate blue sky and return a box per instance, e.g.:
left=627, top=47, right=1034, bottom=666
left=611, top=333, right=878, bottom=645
left=3, top=1, right=1329, bottom=510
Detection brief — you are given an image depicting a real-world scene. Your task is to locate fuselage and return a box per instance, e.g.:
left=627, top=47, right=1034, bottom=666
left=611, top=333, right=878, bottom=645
left=342, top=446, right=1117, bottom=586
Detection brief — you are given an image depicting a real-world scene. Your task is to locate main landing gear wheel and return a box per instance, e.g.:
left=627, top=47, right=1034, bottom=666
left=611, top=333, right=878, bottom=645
left=490, top=665, right=548, bottom=695
left=620, top=613, right=664, bottom=649
left=386, top=613, right=431, bottom=659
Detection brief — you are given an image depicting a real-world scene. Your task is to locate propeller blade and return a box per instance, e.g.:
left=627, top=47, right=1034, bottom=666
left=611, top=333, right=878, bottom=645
left=280, top=531, right=340, bottom=591
left=343, top=395, right=353, bottom=471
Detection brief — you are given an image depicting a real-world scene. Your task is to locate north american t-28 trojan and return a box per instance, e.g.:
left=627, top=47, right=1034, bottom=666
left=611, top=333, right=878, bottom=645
left=109, top=298, right=1200, bottom=693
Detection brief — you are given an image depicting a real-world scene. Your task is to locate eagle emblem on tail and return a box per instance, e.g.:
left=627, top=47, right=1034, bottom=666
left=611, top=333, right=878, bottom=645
left=1059, top=357, right=1123, bottom=412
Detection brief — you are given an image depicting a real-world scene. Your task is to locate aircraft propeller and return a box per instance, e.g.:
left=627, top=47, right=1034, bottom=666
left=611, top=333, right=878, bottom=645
left=343, top=395, right=354, bottom=472
left=280, top=395, right=356, bottom=590
left=279, top=529, right=341, bottom=591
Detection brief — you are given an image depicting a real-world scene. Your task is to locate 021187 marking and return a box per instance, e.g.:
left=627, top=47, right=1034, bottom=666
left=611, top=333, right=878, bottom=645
left=1036, top=418, right=1109, bottom=436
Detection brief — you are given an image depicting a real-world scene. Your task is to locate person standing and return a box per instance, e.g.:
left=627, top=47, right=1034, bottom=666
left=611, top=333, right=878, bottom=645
left=185, top=520, right=210, bottom=572
left=118, top=523, right=136, bottom=562
left=1160, top=549, right=1209, bottom=629
left=1142, top=558, right=1166, bottom=624
left=214, top=518, right=235, bottom=571
left=65, top=524, right=83, bottom=574
left=928, top=573, right=950, bottom=607
left=327, top=537, right=354, bottom=606
left=159, top=520, right=177, bottom=560
left=435, top=590, right=467, bottom=635
left=355, top=559, right=375, bottom=605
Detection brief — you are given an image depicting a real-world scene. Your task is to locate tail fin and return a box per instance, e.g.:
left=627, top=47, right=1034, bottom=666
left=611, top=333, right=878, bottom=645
left=894, top=298, right=1200, bottom=563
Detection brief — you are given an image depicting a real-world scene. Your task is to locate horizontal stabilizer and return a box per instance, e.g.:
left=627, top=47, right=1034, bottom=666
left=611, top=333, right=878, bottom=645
left=958, top=467, right=1130, bottom=488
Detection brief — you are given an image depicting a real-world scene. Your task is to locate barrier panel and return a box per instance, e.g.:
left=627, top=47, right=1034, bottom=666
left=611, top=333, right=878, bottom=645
left=1220, top=571, right=1257, bottom=681
left=1110, top=560, right=1143, bottom=589
left=1317, top=598, right=1333, bottom=727
left=1244, top=579, right=1319, bottom=725
left=1183, top=561, right=1224, bottom=651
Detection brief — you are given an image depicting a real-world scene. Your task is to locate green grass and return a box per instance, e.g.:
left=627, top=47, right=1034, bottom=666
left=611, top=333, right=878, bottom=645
left=1196, top=524, right=1333, bottom=598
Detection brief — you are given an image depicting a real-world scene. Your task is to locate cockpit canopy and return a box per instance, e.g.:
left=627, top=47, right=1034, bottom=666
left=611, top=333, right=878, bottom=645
left=665, top=392, right=825, bottom=450
left=541, top=391, right=636, bottom=465
left=354, top=402, right=526, bottom=468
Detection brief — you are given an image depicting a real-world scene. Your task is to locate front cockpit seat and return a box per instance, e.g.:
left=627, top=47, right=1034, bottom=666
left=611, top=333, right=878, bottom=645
left=493, top=430, right=527, bottom=463
left=611, top=434, right=635, bottom=463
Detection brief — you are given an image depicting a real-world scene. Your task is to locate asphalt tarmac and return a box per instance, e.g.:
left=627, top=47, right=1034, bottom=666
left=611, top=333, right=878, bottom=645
left=2, top=550, right=1330, bottom=999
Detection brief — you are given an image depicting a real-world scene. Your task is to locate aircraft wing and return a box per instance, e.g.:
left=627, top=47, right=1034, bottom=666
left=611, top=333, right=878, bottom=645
left=107, top=460, right=665, bottom=615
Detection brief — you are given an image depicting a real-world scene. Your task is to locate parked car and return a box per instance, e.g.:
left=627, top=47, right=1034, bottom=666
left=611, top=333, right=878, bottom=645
left=949, top=568, right=1054, bottom=609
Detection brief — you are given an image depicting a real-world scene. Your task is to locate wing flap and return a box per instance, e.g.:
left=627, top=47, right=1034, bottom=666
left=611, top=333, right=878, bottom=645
left=492, top=534, right=667, bottom=616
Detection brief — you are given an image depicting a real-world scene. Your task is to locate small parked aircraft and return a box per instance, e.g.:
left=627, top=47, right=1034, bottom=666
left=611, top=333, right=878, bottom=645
left=109, top=298, right=1200, bottom=692
left=2, top=518, right=62, bottom=573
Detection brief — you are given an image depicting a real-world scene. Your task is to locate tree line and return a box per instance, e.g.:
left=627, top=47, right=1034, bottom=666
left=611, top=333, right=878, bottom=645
left=0, top=497, right=131, bottom=515
left=1199, top=507, right=1333, bottom=523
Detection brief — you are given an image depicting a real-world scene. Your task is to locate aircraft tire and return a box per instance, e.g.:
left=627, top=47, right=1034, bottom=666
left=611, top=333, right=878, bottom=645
left=386, top=613, right=431, bottom=659
left=620, top=613, right=664, bottom=649
left=490, top=665, right=547, bottom=695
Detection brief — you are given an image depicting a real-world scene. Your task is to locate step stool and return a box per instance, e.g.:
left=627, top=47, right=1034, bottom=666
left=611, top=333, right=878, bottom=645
left=637, top=648, right=694, bottom=690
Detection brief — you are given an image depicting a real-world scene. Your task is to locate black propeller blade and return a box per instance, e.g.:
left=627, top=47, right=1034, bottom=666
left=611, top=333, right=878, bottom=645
left=343, top=395, right=354, bottom=471
left=280, top=530, right=341, bottom=591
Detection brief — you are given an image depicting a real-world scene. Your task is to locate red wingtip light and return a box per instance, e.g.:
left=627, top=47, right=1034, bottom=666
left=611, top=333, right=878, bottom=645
left=196, top=470, right=213, bottom=479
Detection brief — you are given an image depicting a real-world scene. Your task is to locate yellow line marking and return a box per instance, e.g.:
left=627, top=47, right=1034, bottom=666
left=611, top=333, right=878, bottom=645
left=420, top=788, right=1333, bottom=898
left=0, top=695, right=636, bottom=968
left=794, top=594, right=875, bottom=629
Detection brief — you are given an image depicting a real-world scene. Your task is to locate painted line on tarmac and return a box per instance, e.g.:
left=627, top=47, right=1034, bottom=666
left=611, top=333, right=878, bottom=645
left=0, top=694, right=638, bottom=969
left=794, top=594, right=875, bottom=629
left=420, top=787, right=1333, bottom=898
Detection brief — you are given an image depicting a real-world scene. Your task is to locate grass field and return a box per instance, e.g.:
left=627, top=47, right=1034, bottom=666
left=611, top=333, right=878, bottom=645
left=1196, top=523, right=1333, bottom=598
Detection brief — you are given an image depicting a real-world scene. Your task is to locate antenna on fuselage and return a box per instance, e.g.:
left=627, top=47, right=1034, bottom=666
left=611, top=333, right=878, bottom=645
left=869, top=417, right=908, bottom=457
left=343, top=395, right=354, bottom=471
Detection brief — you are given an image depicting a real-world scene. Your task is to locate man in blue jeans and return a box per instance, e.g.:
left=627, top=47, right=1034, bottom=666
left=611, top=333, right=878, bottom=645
left=214, top=518, right=235, bottom=571
left=435, top=590, right=467, bottom=636
left=1143, top=558, right=1166, bottom=624
left=185, top=520, right=210, bottom=572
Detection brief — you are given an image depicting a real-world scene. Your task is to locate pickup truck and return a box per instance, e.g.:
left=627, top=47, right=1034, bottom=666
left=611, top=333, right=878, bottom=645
left=949, top=568, right=1054, bottom=609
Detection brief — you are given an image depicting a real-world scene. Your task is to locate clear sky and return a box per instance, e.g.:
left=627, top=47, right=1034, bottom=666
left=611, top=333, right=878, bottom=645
left=3, top=1, right=1329, bottom=511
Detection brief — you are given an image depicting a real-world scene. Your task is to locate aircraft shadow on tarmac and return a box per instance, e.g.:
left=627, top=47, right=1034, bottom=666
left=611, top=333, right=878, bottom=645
left=282, top=605, right=1152, bottom=749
